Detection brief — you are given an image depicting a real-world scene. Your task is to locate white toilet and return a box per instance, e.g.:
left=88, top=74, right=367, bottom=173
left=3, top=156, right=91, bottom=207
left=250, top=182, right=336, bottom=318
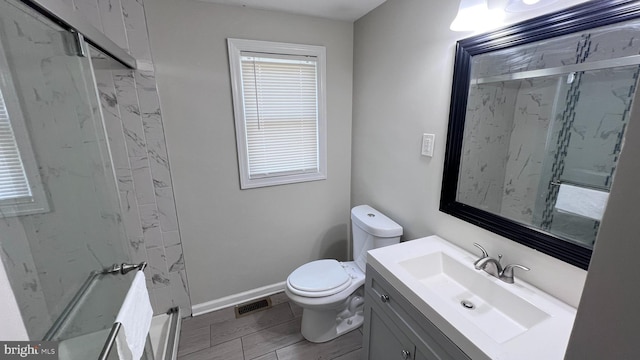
left=285, top=205, right=403, bottom=343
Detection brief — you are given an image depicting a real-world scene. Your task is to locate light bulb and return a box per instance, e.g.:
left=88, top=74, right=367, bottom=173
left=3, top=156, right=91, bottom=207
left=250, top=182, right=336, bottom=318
left=450, top=0, right=505, bottom=32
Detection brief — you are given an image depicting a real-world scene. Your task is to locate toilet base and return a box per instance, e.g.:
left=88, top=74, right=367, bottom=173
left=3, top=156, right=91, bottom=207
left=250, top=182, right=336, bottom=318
left=300, top=288, right=365, bottom=343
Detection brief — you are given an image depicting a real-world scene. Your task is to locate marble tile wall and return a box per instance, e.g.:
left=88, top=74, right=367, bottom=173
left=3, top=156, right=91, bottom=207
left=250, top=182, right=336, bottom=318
left=70, top=0, right=153, bottom=64
left=457, top=82, right=519, bottom=214
left=72, top=0, right=191, bottom=315
left=95, top=69, right=191, bottom=315
left=465, top=21, right=640, bottom=246
left=500, top=77, right=557, bottom=224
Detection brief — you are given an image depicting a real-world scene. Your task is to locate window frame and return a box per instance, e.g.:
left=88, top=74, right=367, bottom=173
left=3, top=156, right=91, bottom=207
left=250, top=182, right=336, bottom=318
left=0, top=37, right=49, bottom=217
left=227, top=38, right=327, bottom=189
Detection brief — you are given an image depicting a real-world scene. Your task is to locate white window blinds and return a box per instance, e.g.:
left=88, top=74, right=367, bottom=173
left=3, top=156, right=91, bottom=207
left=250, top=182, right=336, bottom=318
left=240, top=53, right=319, bottom=178
left=0, top=88, right=31, bottom=202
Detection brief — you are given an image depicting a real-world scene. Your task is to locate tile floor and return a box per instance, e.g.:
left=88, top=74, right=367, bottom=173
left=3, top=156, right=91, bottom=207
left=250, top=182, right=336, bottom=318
left=177, top=292, right=363, bottom=360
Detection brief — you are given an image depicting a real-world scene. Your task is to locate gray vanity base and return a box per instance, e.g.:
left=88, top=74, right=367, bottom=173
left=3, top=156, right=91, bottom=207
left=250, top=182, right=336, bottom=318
left=362, top=265, right=470, bottom=360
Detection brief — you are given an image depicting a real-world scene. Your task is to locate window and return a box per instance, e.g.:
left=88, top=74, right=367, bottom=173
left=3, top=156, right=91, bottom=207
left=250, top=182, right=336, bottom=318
left=228, top=38, right=327, bottom=189
left=0, top=43, right=48, bottom=217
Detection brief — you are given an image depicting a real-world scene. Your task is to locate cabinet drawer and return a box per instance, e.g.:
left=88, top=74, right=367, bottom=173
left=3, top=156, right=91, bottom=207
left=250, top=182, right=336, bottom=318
left=365, top=265, right=470, bottom=360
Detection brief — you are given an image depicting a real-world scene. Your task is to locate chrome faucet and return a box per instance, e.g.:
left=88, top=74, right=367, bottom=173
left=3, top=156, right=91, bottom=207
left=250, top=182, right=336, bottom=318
left=473, top=243, right=530, bottom=284
left=474, top=254, right=503, bottom=278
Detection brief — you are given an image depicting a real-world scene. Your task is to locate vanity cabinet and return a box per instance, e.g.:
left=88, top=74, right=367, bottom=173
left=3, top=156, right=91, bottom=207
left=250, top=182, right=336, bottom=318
left=363, top=265, right=469, bottom=360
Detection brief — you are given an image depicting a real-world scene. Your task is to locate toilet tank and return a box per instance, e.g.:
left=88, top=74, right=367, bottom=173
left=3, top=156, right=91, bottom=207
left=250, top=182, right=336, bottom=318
left=351, top=205, right=403, bottom=271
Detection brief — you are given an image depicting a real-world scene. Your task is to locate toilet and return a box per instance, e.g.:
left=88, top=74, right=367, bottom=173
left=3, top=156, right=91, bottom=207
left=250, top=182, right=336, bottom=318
left=285, top=205, right=403, bottom=343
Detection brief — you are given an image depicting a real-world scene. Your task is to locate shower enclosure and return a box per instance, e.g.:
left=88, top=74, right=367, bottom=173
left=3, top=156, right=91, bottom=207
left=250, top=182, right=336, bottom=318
left=454, top=17, right=640, bottom=250
left=0, top=0, right=178, bottom=358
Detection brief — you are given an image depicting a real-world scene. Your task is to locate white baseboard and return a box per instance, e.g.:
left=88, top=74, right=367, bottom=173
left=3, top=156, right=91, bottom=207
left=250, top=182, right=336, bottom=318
left=191, top=281, right=286, bottom=317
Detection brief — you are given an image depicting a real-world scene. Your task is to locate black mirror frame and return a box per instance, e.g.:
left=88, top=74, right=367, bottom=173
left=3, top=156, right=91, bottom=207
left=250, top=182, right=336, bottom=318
left=441, top=0, right=640, bottom=270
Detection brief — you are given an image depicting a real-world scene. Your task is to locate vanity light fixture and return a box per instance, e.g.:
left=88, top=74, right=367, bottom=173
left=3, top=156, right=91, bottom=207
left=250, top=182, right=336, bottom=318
left=450, top=0, right=505, bottom=32
left=505, top=0, right=559, bottom=12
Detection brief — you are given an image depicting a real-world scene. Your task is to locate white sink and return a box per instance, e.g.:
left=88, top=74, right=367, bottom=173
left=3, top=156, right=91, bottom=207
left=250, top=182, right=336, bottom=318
left=367, top=236, right=577, bottom=360
left=399, top=252, right=549, bottom=343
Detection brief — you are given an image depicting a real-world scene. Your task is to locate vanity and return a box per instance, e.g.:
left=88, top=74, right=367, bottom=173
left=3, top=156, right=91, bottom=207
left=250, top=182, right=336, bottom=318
left=362, top=236, right=576, bottom=360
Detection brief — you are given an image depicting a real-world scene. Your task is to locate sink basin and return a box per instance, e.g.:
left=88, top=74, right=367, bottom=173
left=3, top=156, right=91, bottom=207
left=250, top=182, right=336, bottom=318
left=398, top=252, right=549, bottom=343
left=367, top=235, right=577, bottom=360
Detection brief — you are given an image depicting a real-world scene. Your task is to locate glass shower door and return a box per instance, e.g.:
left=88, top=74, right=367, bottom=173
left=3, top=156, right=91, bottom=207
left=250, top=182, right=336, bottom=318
left=534, top=65, right=639, bottom=247
left=0, top=0, right=129, bottom=340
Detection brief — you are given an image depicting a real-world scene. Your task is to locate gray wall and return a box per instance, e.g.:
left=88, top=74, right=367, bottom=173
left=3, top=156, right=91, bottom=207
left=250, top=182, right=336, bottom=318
left=352, top=0, right=590, bottom=307
left=144, top=1, right=353, bottom=306
left=565, top=68, right=640, bottom=358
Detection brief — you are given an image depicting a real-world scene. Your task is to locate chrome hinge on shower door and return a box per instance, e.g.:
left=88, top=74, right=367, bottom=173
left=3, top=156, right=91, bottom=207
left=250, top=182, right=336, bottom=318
left=61, top=30, right=86, bottom=57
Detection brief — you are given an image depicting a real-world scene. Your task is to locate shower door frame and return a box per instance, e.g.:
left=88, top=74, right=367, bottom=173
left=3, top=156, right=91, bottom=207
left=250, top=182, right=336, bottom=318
left=18, top=0, right=136, bottom=69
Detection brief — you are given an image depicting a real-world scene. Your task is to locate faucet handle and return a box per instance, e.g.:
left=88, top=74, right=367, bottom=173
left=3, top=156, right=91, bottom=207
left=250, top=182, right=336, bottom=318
left=473, top=243, right=489, bottom=258
left=500, top=264, right=530, bottom=283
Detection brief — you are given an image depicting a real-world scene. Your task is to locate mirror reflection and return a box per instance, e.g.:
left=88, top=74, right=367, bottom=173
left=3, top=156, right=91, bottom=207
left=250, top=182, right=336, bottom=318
left=456, top=20, right=640, bottom=250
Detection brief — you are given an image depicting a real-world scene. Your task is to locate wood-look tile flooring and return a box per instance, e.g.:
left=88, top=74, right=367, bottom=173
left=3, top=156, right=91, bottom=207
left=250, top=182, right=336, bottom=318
left=178, top=292, right=363, bottom=360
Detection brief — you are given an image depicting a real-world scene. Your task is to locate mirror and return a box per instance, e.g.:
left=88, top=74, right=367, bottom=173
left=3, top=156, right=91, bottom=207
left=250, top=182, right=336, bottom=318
left=441, top=1, right=640, bottom=269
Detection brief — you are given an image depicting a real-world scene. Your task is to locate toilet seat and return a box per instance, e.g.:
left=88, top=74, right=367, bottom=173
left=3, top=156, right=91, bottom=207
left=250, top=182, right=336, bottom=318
left=287, top=259, right=352, bottom=298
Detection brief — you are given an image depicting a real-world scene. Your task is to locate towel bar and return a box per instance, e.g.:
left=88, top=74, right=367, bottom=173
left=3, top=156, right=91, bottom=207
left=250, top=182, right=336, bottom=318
left=98, top=262, right=148, bottom=360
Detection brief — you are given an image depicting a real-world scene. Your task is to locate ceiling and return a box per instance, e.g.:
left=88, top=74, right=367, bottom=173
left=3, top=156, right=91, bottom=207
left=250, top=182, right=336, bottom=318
left=194, top=0, right=388, bottom=21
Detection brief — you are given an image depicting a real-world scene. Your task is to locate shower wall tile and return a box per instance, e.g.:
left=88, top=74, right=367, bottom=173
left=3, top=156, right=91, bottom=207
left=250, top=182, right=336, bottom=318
left=139, top=203, right=163, bottom=249
left=165, top=244, right=185, bottom=273
left=116, top=170, right=144, bottom=238
left=114, top=72, right=147, bottom=158
left=465, top=23, right=640, bottom=246
left=97, top=0, right=128, bottom=50
left=458, top=82, right=518, bottom=214
left=121, top=0, right=152, bottom=62
left=130, top=156, right=155, bottom=205
left=162, top=231, right=181, bottom=247
left=147, top=246, right=170, bottom=288
left=72, top=0, right=103, bottom=32
left=139, top=203, right=159, bottom=230
left=147, top=283, right=158, bottom=312
left=169, top=270, right=191, bottom=315
left=144, top=227, right=164, bottom=251
left=98, top=67, right=190, bottom=314
left=148, top=138, right=173, bottom=189
left=156, top=187, right=179, bottom=232
left=96, top=71, right=129, bottom=170
left=500, top=78, right=556, bottom=224
left=75, top=0, right=191, bottom=315
left=128, top=236, right=148, bottom=264
left=142, top=111, right=164, bottom=141
left=152, top=285, right=174, bottom=315
left=135, top=71, right=161, bottom=114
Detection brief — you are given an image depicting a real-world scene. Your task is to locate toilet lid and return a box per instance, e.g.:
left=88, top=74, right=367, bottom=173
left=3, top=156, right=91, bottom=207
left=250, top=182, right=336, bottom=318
left=288, top=259, right=351, bottom=297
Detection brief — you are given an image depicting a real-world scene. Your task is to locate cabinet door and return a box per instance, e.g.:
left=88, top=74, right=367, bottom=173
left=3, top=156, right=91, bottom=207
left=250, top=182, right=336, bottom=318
left=367, top=303, right=415, bottom=360
left=414, top=348, right=430, bottom=360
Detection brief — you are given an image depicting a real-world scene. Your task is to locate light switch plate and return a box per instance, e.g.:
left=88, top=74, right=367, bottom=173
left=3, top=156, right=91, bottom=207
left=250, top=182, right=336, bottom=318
left=421, top=133, right=435, bottom=157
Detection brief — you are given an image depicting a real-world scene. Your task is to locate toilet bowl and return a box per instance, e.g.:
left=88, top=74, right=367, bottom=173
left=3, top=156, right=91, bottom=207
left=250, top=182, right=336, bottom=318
left=285, top=205, right=402, bottom=343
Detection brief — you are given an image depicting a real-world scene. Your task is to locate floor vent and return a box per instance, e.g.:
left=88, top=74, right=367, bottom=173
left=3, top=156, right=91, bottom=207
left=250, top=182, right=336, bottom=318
left=235, top=296, right=273, bottom=318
